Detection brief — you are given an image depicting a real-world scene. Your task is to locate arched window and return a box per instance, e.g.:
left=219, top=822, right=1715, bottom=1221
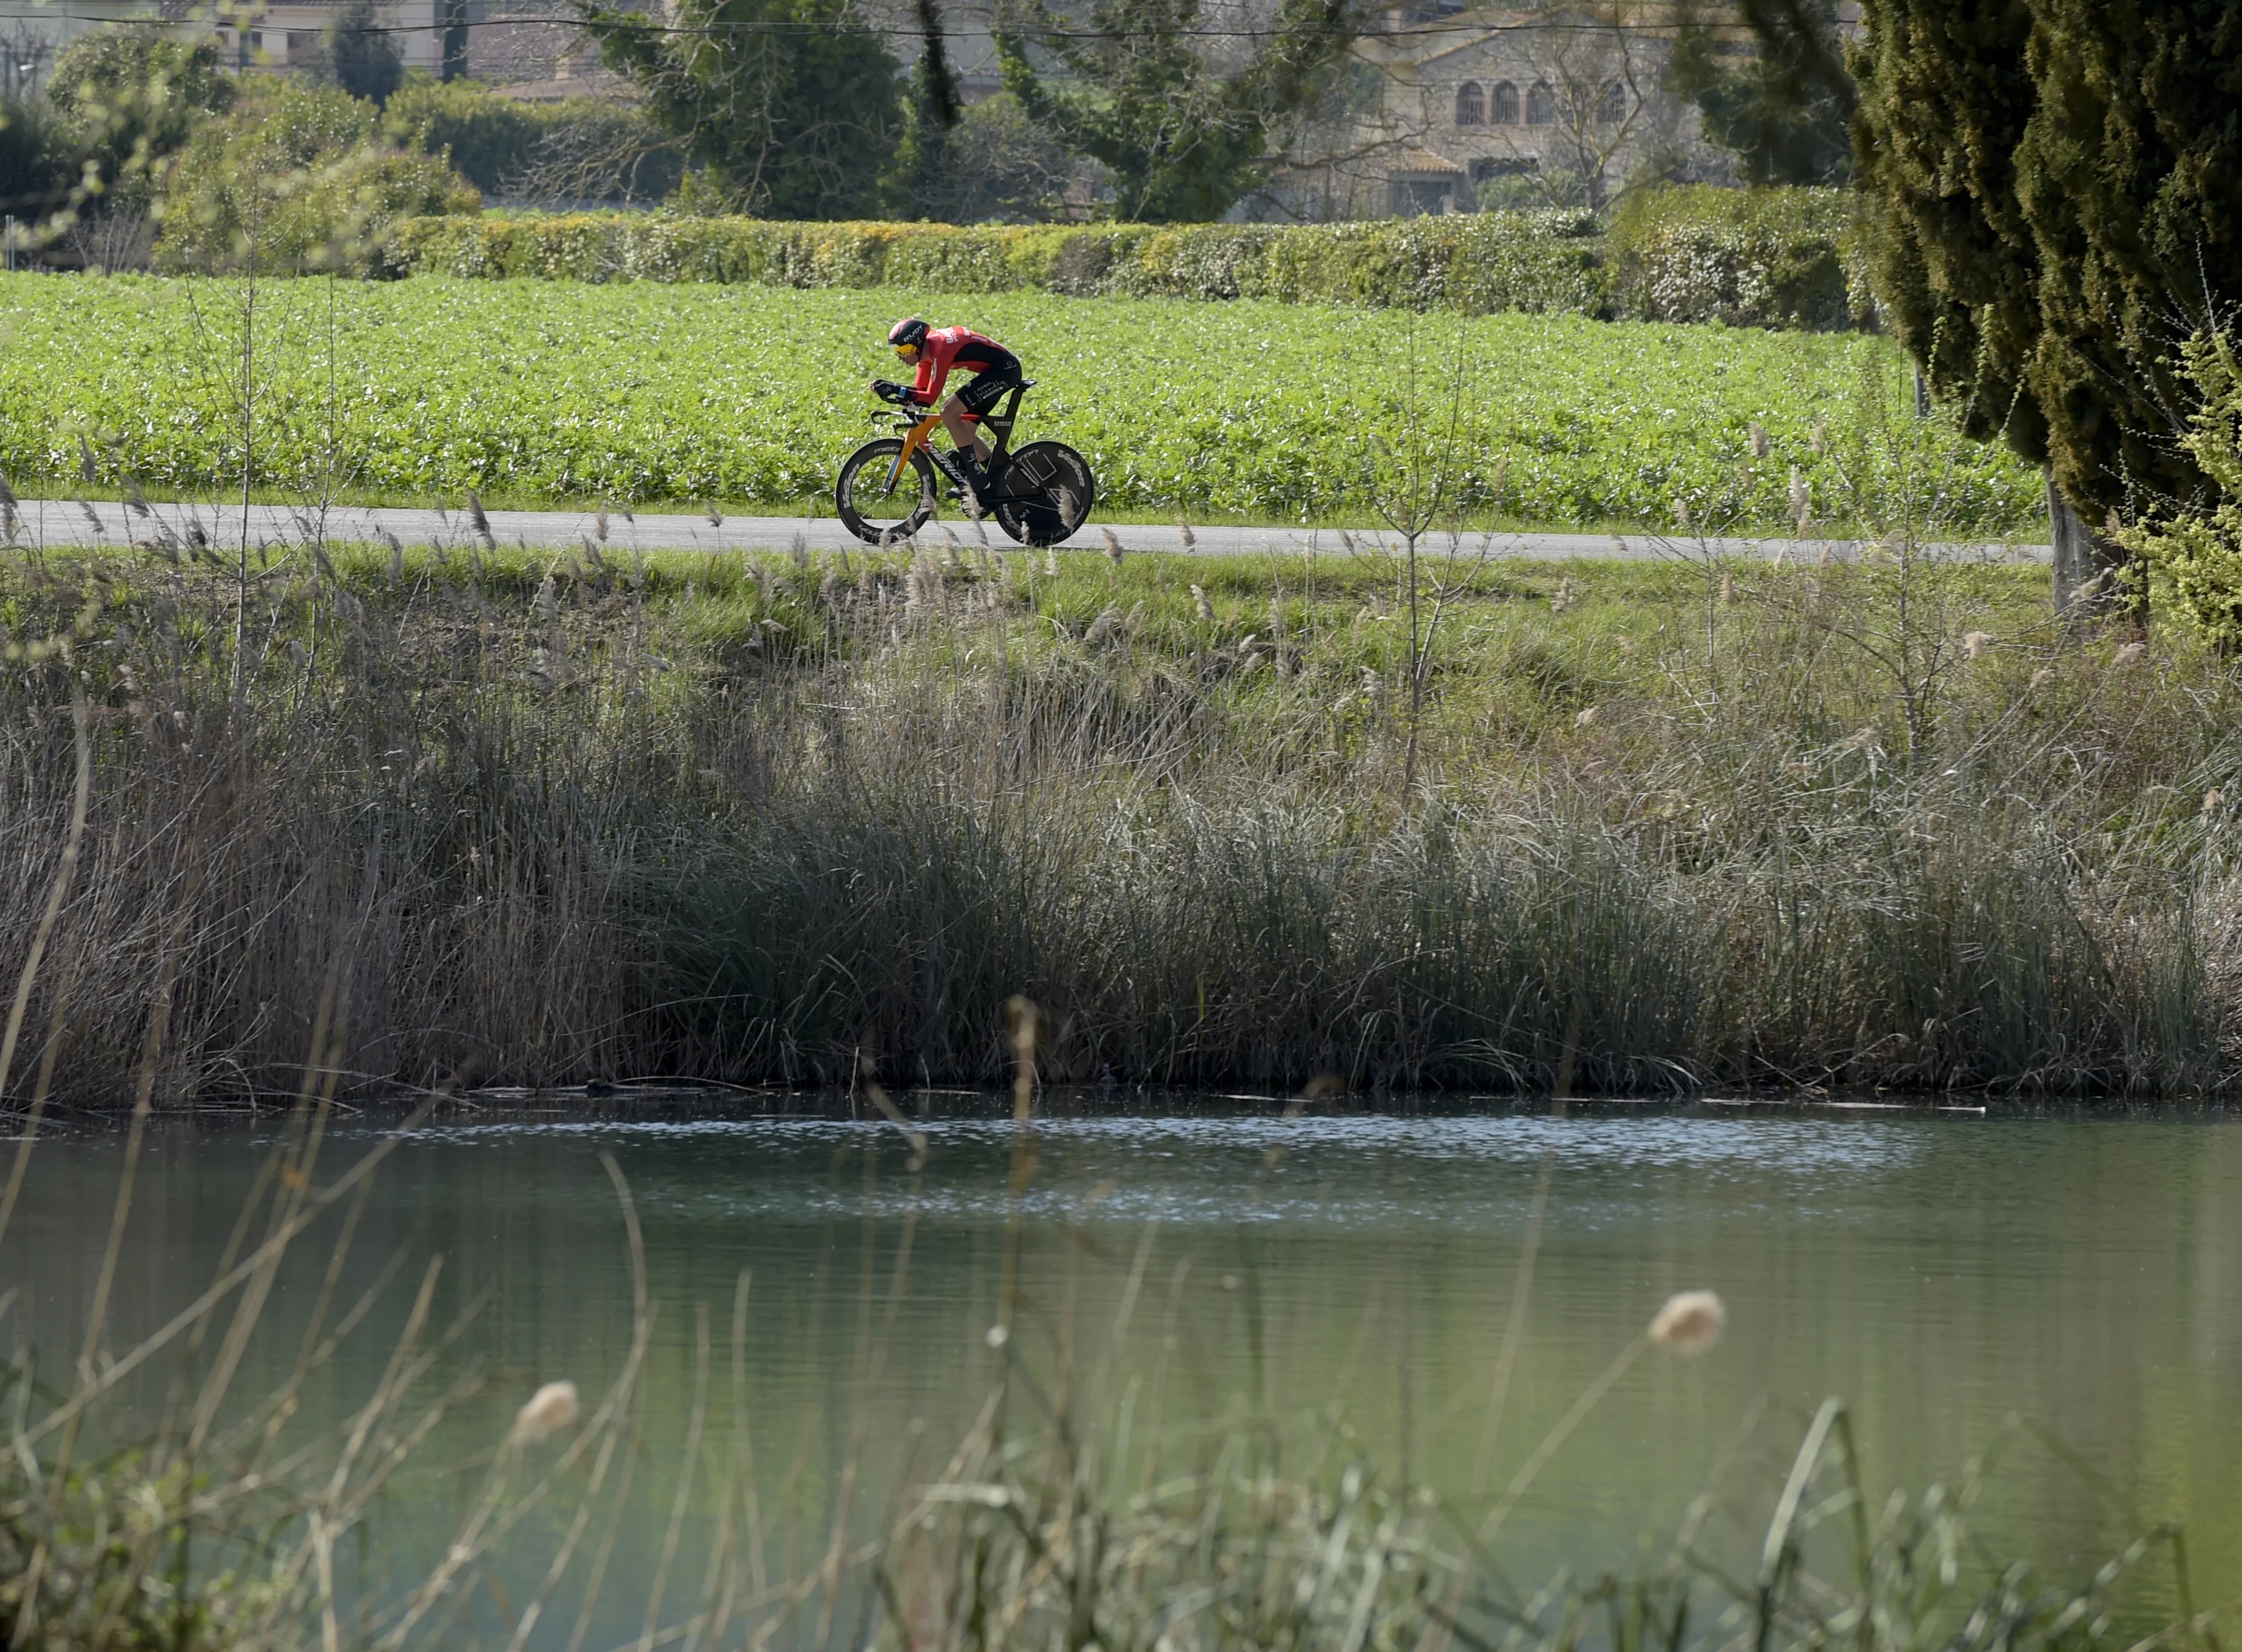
left=1489, top=80, right=1519, bottom=123
left=1455, top=82, right=1484, bottom=124
left=1594, top=80, right=1626, bottom=123
left=1525, top=80, right=1555, bottom=124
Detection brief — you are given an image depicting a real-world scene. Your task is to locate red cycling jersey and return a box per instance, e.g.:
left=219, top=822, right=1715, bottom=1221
left=907, top=326, right=1022, bottom=405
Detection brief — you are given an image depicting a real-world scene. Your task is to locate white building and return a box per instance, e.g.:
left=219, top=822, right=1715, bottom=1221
left=0, top=0, right=486, bottom=89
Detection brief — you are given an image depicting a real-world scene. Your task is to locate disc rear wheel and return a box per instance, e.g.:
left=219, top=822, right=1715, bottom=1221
left=835, top=438, right=939, bottom=546
left=993, top=441, right=1096, bottom=547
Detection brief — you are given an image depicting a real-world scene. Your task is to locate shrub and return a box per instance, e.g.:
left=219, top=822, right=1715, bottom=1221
left=389, top=191, right=1872, bottom=326
left=393, top=207, right=1619, bottom=314
left=380, top=75, right=680, bottom=204
left=1607, top=184, right=1867, bottom=330
left=2121, top=329, right=2242, bottom=644
left=157, top=76, right=478, bottom=274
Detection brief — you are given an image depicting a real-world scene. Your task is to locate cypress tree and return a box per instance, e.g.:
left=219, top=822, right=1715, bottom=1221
left=2014, top=1, right=2242, bottom=520
left=1851, top=1, right=2242, bottom=593
left=1850, top=1, right=2044, bottom=461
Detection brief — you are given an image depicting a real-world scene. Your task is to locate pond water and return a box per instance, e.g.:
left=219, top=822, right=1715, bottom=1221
left=6, top=1100, right=2241, bottom=1645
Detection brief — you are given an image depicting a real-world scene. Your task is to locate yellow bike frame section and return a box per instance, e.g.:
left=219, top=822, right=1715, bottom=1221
left=887, top=412, right=944, bottom=490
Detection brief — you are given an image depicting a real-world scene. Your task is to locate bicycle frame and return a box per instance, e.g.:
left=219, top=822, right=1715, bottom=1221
left=883, top=382, right=1030, bottom=490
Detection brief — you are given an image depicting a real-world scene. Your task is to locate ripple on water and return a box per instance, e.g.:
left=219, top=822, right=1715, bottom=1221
left=363, top=1109, right=1935, bottom=1230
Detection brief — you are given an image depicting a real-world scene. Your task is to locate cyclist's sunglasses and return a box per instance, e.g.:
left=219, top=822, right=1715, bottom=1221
left=893, top=341, right=922, bottom=362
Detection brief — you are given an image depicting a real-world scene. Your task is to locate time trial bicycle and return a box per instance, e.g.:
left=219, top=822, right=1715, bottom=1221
left=833, top=380, right=1096, bottom=548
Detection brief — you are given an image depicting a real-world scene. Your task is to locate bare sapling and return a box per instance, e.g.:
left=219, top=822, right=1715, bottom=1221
left=1357, top=314, right=1480, bottom=794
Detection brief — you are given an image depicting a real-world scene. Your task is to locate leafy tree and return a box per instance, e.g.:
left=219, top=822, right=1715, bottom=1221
left=994, top=0, right=1361, bottom=223
left=1851, top=0, right=2242, bottom=589
left=157, top=77, right=476, bottom=273
left=1669, top=0, right=1853, bottom=185
left=884, top=90, right=1079, bottom=222
left=576, top=0, right=903, bottom=219
left=323, top=0, right=405, bottom=107
left=44, top=26, right=235, bottom=208
left=1850, top=0, right=2040, bottom=455
left=0, top=93, right=74, bottom=220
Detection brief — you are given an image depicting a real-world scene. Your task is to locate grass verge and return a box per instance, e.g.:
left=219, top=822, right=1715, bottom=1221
left=0, top=500, right=2233, bottom=1099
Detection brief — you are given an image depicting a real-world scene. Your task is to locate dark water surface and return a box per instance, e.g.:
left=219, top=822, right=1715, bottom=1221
left=7, top=1100, right=2241, bottom=1642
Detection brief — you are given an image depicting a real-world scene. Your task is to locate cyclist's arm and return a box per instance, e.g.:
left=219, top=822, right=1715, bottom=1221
left=908, top=335, right=953, bottom=405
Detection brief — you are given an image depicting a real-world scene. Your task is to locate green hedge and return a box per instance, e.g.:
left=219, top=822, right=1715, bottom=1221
left=391, top=188, right=1872, bottom=329
left=1608, top=185, right=1869, bottom=331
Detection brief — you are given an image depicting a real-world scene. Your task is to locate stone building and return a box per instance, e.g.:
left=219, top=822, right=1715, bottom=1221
left=1273, top=0, right=1736, bottom=220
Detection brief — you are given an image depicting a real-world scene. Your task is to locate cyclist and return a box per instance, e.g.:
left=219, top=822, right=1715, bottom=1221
left=870, top=317, right=1023, bottom=504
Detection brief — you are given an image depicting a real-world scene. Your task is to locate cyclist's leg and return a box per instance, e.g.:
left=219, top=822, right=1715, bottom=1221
left=948, top=369, right=1021, bottom=460
left=940, top=394, right=990, bottom=462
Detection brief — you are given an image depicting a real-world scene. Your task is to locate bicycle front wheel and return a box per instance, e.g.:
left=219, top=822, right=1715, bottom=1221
left=994, top=441, right=1096, bottom=547
left=835, top=439, right=939, bottom=546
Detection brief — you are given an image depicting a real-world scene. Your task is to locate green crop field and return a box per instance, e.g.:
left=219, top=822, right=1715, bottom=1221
left=0, top=274, right=2044, bottom=532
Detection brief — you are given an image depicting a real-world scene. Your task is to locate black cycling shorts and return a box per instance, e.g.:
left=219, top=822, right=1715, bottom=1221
left=955, top=367, right=1024, bottom=418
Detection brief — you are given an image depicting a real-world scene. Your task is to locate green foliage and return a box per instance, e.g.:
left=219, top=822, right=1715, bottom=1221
left=392, top=210, right=1610, bottom=311
left=392, top=192, right=1868, bottom=328
left=320, top=0, right=404, bottom=106
left=882, top=89, right=1078, bottom=224
left=577, top=0, right=902, bottom=219
left=1608, top=184, right=1866, bottom=329
left=155, top=77, right=478, bottom=274
left=381, top=75, right=536, bottom=190
left=380, top=76, right=681, bottom=203
left=0, top=28, right=236, bottom=260
left=0, top=273, right=2044, bottom=528
left=1851, top=0, right=2242, bottom=527
left=1850, top=0, right=2040, bottom=461
left=45, top=26, right=235, bottom=203
left=399, top=207, right=1537, bottom=307
left=2122, top=331, right=2242, bottom=645
left=0, top=93, right=74, bottom=219
left=0, top=1435, right=265, bottom=1651
left=995, top=0, right=1359, bottom=222
left=2010, top=0, right=2242, bottom=522
left=1670, top=0, right=1855, bottom=185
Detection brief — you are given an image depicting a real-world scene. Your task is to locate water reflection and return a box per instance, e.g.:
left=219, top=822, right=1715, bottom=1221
left=5, top=1101, right=2239, bottom=1645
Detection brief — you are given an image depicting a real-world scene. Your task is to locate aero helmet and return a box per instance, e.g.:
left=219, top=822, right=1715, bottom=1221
left=888, top=317, right=931, bottom=353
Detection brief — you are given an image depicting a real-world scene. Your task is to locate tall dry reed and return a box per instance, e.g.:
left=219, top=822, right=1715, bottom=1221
left=0, top=511, right=2235, bottom=1101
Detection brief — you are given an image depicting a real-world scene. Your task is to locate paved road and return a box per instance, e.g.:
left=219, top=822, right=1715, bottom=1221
left=5, top=496, right=2054, bottom=564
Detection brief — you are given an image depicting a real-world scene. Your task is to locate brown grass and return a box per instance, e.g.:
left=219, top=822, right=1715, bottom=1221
left=0, top=526, right=2236, bottom=1103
